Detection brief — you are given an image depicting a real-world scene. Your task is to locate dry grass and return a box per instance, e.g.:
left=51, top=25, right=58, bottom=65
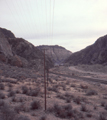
left=0, top=65, right=107, bottom=120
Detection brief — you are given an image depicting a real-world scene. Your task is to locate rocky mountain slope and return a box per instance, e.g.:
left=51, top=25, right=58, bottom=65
left=65, top=35, right=107, bottom=65
left=0, top=27, right=53, bottom=70
left=37, top=45, right=72, bottom=65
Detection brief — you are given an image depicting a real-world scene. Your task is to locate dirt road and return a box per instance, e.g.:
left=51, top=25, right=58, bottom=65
left=50, top=66, right=107, bottom=84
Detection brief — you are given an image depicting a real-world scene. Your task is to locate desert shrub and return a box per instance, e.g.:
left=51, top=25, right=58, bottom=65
left=66, top=81, right=70, bottom=85
left=12, top=96, right=18, bottom=102
left=15, top=104, right=30, bottom=113
left=70, top=84, right=76, bottom=87
left=0, top=100, right=5, bottom=106
left=66, top=97, right=71, bottom=103
left=0, top=83, right=5, bottom=90
left=73, top=97, right=81, bottom=104
left=16, top=89, right=20, bottom=94
left=64, top=104, right=72, bottom=111
left=72, top=73, right=75, bottom=76
left=65, top=92, right=74, bottom=98
left=99, top=112, right=107, bottom=120
left=19, top=97, right=24, bottom=102
left=62, top=85, right=66, bottom=91
left=14, top=105, right=22, bottom=113
left=64, top=92, right=74, bottom=103
left=8, top=83, right=13, bottom=88
left=40, top=115, right=47, bottom=120
left=73, top=109, right=84, bottom=119
left=105, top=104, right=107, bottom=110
left=86, top=90, right=98, bottom=96
left=8, top=90, right=15, bottom=97
left=81, top=104, right=87, bottom=112
left=50, top=103, right=74, bottom=118
left=94, top=105, right=97, bottom=110
left=57, top=94, right=65, bottom=100
left=80, top=84, right=88, bottom=89
left=86, top=113, right=92, bottom=118
left=101, top=101, right=106, bottom=107
left=15, top=115, right=31, bottom=120
left=0, top=92, right=5, bottom=99
left=12, top=97, right=25, bottom=103
left=57, top=92, right=74, bottom=102
left=48, top=103, right=83, bottom=119
left=28, top=88, right=40, bottom=97
left=1, top=78, right=17, bottom=83
left=31, top=100, right=41, bottom=110
left=48, top=86, right=58, bottom=92
left=0, top=103, right=17, bottom=120
left=31, top=112, right=36, bottom=116
left=22, top=86, right=29, bottom=94
left=22, top=105, right=30, bottom=112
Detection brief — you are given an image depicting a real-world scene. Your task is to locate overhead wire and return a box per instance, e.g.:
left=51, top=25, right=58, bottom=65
left=4, top=0, right=24, bottom=33
left=52, top=0, right=55, bottom=44
left=25, top=0, right=39, bottom=39
left=49, top=0, right=56, bottom=64
left=12, top=0, right=29, bottom=33
left=45, top=0, right=48, bottom=45
left=25, top=0, right=37, bottom=32
left=41, top=0, right=46, bottom=39
left=8, top=0, right=33, bottom=35
left=5, top=0, right=56, bottom=48
left=49, top=0, right=52, bottom=59
left=40, top=0, right=43, bottom=37
left=36, top=0, right=42, bottom=38
left=19, top=0, right=34, bottom=34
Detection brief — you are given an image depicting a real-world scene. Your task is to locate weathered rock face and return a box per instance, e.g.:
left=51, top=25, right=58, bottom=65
left=8, top=55, right=23, bottom=67
left=0, top=29, right=13, bottom=58
left=0, top=27, right=53, bottom=69
left=65, top=35, right=107, bottom=65
left=37, top=45, right=72, bottom=65
left=7, top=38, right=53, bottom=68
left=0, top=28, right=15, bottom=38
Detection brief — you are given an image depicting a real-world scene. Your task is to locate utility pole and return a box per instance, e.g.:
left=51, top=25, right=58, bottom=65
left=47, top=65, right=49, bottom=87
left=44, top=49, right=47, bottom=111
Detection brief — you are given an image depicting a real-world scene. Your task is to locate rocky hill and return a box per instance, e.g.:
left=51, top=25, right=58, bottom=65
left=65, top=35, right=107, bottom=65
left=0, top=27, right=53, bottom=70
left=37, top=45, right=72, bottom=65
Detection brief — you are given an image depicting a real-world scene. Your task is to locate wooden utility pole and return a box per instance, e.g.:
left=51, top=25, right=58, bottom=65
left=44, top=49, right=47, bottom=111
left=46, top=65, right=49, bottom=87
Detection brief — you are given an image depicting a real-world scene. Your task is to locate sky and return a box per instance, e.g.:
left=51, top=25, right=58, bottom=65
left=0, top=0, right=107, bottom=52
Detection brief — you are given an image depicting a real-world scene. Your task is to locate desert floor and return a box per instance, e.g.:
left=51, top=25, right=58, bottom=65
left=0, top=63, right=107, bottom=120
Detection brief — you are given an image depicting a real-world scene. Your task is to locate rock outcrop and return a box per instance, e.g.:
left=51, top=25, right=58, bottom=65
left=0, top=27, right=53, bottom=69
left=65, top=35, right=107, bottom=65
left=37, top=45, right=72, bottom=65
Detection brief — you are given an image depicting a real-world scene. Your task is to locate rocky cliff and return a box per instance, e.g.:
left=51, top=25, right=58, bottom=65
left=0, top=27, right=53, bottom=70
left=65, top=35, right=107, bottom=65
left=37, top=45, right=72, bottom=65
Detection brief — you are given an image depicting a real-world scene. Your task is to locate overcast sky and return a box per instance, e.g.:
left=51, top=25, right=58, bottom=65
left=0, top=0, right=107, bottom=52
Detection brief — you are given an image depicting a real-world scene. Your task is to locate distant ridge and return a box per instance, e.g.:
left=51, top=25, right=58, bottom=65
left=65, top=35, right=107, bottom=65
left=37, top=45, right=72, bottom=65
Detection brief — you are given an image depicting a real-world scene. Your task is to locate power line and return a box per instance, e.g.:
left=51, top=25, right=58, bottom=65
left=49, top=0, right=51, bottom=45
left=5, top=0, right=24, bottom=33
left=9, top=0, right=33, bottom=35
left=45, top=0, right=48, bottom=44
left=18, top=0, right=34, bottom=34
left=52, top=0, right=55, bottom=44
left=25, top=0, right=39, bottom=33
left=35, top=0, right=42, bottom=36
